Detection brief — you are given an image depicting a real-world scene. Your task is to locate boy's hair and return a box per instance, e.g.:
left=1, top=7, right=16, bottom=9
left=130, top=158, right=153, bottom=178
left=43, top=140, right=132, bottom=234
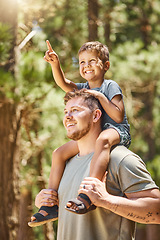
left=64, top=89, right=102, bottom=112
left=78, top=41, right=109, bottom=63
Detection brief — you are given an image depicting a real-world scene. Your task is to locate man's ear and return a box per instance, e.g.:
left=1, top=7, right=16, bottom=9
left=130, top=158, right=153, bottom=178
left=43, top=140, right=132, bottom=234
left=93, top=109, right=102, bottom=123
left=104, top=61, right=110, bottom=71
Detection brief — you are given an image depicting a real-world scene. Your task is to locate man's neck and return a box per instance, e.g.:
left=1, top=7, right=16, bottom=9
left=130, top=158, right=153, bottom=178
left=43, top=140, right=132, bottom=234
left=77, top=127, right=101, bottom=156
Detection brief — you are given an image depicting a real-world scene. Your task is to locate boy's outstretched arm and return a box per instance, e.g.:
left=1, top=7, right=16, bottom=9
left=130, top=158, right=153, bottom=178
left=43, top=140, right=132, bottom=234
left=44, top=40, right=78, bottom=92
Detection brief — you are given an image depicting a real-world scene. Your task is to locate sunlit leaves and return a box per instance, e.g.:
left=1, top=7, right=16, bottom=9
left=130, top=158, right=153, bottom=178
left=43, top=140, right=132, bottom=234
left=0, top=23, right=13, bottom=63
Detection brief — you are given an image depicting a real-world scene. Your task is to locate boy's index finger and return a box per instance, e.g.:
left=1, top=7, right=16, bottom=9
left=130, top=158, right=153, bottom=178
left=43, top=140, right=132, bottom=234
left=46, top=40, right=53, bottom=52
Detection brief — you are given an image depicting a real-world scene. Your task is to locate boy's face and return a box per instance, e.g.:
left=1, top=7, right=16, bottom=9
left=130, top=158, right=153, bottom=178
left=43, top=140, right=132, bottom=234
left=79, top=50, right=109, bottom=84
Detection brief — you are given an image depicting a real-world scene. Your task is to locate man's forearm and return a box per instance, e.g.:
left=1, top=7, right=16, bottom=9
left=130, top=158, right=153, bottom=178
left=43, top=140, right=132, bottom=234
left=79, top=178, right=160, bottom=224
left=100, top=192, right=160, bottom=224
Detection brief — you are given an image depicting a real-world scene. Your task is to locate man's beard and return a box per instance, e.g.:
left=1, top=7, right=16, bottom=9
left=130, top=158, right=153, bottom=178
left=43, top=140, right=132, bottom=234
left=67, top=122, right=91, bottom=141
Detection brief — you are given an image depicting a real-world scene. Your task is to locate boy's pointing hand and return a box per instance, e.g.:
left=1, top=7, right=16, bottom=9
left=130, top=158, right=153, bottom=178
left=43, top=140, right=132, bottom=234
left=44, top=40, right=59, bottom=64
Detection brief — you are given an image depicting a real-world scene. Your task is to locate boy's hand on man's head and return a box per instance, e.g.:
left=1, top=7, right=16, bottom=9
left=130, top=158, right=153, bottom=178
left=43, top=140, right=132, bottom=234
left=44, top=40, right=59, bottom=65
left=84, top=89, right=103, bottom=99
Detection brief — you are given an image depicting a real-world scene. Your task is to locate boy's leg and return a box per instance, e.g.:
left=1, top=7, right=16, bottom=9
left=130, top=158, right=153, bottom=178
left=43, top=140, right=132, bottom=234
left=89, top=128, right=120, bottom=180
left=48, top=140, right=79, bottom=190
left=29, top=140, right=79, bottom=226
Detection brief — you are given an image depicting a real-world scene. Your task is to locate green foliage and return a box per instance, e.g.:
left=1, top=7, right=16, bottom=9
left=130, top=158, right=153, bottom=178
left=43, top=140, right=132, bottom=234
left=18, top=51, right=47, bottom=94
left=0, top=69, right=16, bottom=98
left=0, top=22, right=13, bottom=63
left=109, top=41, right=160, bottom=160
left=19, top=88, right=66, bottom=239
left=147, top=156, right=160, bottom=187
left=2, top=0, right=160, bottom=238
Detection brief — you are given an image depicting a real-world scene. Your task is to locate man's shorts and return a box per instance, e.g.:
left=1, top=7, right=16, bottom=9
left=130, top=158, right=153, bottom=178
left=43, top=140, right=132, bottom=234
left=103, top=123, right=131, bottom=148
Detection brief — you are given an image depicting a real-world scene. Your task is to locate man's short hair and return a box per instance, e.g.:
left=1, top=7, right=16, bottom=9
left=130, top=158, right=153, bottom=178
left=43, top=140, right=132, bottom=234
left=78, top=41, right=109, bottom=63
left=64, top=89, right=102, bottom=112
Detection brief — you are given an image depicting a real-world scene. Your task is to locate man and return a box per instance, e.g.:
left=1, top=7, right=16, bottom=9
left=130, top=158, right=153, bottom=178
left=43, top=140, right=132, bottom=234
left=35, top=89, right=160, bottom=240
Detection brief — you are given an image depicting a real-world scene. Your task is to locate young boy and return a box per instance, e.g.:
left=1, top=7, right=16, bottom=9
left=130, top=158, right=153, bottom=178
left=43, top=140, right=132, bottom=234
left=28, top=40, right=131, bottom=227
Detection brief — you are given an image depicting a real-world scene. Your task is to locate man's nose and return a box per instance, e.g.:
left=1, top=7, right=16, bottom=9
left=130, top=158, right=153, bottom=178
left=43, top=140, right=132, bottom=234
left=65, top=111, right=73, bottom=119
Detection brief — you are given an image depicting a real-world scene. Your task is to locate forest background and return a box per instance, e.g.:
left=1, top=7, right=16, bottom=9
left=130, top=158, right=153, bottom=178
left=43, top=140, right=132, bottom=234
left=0, top=0, right=160, bottom=239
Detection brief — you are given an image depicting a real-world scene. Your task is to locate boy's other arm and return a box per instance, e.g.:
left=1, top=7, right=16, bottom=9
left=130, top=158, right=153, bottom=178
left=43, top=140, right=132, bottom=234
left=84, top=89, right=124, bottom=123
left=44, top=40, right=78, bottom=92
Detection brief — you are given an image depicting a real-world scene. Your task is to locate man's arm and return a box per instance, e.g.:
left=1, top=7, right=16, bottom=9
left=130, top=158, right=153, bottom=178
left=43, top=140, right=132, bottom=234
left=79, top=177, right=160, bottom=224
left=44, top=40, right=78, bottom=92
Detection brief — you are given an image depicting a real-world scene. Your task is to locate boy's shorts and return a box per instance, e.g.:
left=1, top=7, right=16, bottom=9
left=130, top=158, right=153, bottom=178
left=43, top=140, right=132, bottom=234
left=103, top=123, right=131, bottom=148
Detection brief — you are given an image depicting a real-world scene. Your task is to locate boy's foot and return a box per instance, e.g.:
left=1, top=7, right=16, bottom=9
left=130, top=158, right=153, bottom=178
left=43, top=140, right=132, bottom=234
left=28, top=205, right=58, bottom=227
left=65, top=193, right=96, bottom=214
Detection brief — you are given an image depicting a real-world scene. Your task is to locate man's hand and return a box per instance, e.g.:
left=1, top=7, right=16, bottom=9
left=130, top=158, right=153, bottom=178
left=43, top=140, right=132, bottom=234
left=44, top=40, right=59, bottom=65
left=35, top=189, right=58, bottom=208
left=78, top=176, right=109, bottom=207
left=79, top=176, right=160, bottom=224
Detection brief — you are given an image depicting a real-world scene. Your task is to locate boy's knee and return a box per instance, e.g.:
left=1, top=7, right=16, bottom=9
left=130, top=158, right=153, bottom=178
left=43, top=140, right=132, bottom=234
left=96, top=133, right=111, bottom=149
left=52, top=148, right=62, bottom=162
left=52, top=146, right=68, bottom=164
left=52, top=148, right=58, bottom=157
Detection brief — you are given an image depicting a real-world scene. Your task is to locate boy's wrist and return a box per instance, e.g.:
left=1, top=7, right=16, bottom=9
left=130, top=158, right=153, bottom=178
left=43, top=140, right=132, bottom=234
left=50, top=60, right=61, bottom=68
left=93, top=91, right=102, bottom=99
left=97, top=92, right=107, bottom=102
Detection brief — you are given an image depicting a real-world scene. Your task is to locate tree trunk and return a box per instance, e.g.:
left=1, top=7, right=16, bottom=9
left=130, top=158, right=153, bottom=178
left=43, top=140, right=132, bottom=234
left=146, top=225, right=160, bottom=240
left=104, top=12, right=111, bottom=50
left=0, top=99, right=22, bottom=240
left=135, top=225, right=146, bottom=240
left=0, top=1, right=20, bottom=239
left=88, top=0, right=99, bottom=41
left=137, top=84, right=156, bottom=161
left=139, top=9, right=151, bottom=49
left=136, top=224, right=160, bottom=240
left=37, top=151, right=55, bottom=240
left=17, top=187, right=34, bottom=240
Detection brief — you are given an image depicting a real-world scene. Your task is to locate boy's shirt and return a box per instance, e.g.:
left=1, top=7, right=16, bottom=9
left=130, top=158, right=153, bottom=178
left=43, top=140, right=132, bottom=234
left=76, top=79, right=130, bottom=132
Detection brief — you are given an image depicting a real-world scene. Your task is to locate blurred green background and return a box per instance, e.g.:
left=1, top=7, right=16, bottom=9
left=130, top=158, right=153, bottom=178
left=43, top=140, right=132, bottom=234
left=0, top=0, right=160, bottom=239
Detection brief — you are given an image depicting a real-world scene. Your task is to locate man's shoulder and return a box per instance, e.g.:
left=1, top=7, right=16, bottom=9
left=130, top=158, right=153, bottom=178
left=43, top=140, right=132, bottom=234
left=110, top=146, right=141, bottom=168
left=109, top=146, right=158, bottom=193
left=110, top=145, right=134, bottom=159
